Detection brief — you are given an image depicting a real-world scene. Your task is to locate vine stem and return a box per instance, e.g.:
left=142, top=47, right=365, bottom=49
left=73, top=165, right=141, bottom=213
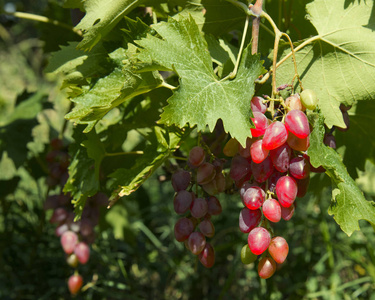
left=104, top=151, right=144, bottom=157
left=4, top=11, right=82, bottom=36
left=251, top=0, right=263, bottom=55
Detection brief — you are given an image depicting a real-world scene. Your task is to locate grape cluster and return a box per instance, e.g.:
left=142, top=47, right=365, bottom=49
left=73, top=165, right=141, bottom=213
left=172, top=146, right=224, bottom=268
left=44, top=138, right=107, bottom=294
left=226, top=92, right=319, bottom=279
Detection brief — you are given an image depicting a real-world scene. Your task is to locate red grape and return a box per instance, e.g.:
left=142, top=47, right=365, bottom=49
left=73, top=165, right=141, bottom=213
left=251, top=96, right=267, bottom=114
left=248, top=227, right=271, bottom=255
left=242, top=186, right=266, bottom=210
left=239, top=208, right=262, bottom=233
left=296, top=176, right=310, bottom=198
left=171, top=169, right=191, bottom=191
left=174, top=218, right=194, bottom=242
left=68, top=273, right=83, bottom=295
left=287, top=131, right=310, bottom=151
left=238, top=137, right=253, bottom=159
left=250, top=139, right=269, bottom=163
left=174, top=190, right=194, bottom=214
left=198, top=242, right=215, bottom=268
left=289, top=156, right=310, bottom=179
left=281, top=204, right=295, bottom=221
left=258, top=257, right=276, bottom=279
left=230, top=155, right=252, bottom=181
left=262, top=199, right=281, bottom=223
left=336, top=110, right=350, bottom=132
left=188, top=146, right=205, bottom=168
left=74, top=242, right=90, bottom=264
left=262, top=121, right=288, bottom=150
left=251, top=112, right=268, bottom=137
left=285, top=110, right=310, bottom=139
left=190, top=197, right=208, bottom=219
left=199, top=218, right=215, bottom=238
left=251, top=157, right=274, bottom=183
left=207, top=196, right=222, bottom=215
left=197, top=162, right=216, bottom=185
left=268, top=236, right=289, bottom=264
left=188, top=232, right=206, bottom=255
left=61, top=231, right=78, bottom=254
left=275, top=176, right=298, bottom=208
left=324, top=133, right=336, bottom=149
left=270, top=143, right=292, bottom=173
left=285, top=94, right=305, bottom=111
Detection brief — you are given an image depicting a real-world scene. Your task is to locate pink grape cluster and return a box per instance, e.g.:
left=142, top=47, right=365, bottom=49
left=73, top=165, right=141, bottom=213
left=226, top=94, right=319, bottom=279
left=172, top=146, right=224, bottom=268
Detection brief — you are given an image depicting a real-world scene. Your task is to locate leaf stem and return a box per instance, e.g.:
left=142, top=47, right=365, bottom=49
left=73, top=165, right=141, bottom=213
left=4, top=11, right=82, bottom=36
left=160, top=81, right=177, bottom=90
left=105, top=151, right=144, bottom=157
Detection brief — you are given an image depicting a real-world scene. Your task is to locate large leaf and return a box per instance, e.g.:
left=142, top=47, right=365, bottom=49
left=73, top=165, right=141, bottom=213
left=307, top=113, right=375, bottom=236
left=276, top=0, right=375, bottom=129
left=137, top=16, right=265, bottom=146
left=65, top=46, right=163, bottom=132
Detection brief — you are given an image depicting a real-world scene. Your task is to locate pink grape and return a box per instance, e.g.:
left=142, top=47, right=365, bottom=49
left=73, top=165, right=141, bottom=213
left=276, top=176, right=298, bottom=208
left=198, top=243, right=215, bottom=268
left=285, top=110, right=310, bottom=138
left=262, top=199, right=281, bottom=223
left=287, top=131, right=310, bottom=151
left=188, top=146, right=205, bottom=167
left=74, top=242, right=90, bottom=264
left=268, top=236, right=289, bottom=264
left=258, top=257, right=276, bottom=279
left=171, top=169, right=191, bottom=191
left=207, top=196, right=222, bottom=215
left=250, top=139, right=269, bottom=163
left=242, top=186, right=266, bottom=210
left=199, top=218, right=215, bottom=238
left=247, top=227, right=271, bottom=255
left=190, top=197, right=208, bottom=219
left=174, top=190, right=194, bottom=214
left=281, top=204, right=295, bottom=221
left=188, top=232, right=206, bottom=255
left=174, top=218, right=194, bottom=242
left=262, top=121, right=288, bottom=150
left=270, top=143, right=292, bottom=173
left=289, top=156, right=310, bottom=179
left=285, top=94, right=305, bottom=111
left=251, top=112, right=268, bottom=137
left=251, top=157, right=274, bottom=183
left=68, top=273, right=83, bottom=295
left=251, top=96, right=267, bottom=114
left=60, top=231, right=78, bottom=254
left=239, top=208, right=262, bottom=233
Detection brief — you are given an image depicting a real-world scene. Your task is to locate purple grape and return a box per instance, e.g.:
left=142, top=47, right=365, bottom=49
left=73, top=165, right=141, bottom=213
left=190, top=197, right=208, bottom=219
left=171, top=169, right=191, bottom=191
left=270, top=143, right=292, bottom=173
left=174, top=190, right=194, bottom=214
left=239, top=208, right=262, bottom=233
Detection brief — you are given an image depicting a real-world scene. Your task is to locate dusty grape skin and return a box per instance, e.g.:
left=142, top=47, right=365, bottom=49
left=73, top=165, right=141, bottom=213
left=251, top=96, right=267, bottom=114
left=174, top=218, right=194, bottom=242
left=230, top=155, right=252, bottom=181
left=251, top=157, right=274, bottom=183
left=270, top=143, right=292, bottom=173
left=174, top=190, right=194, bottom=214
left=171, top=169, right=191, bottom=192
left=190, top=197, right=208, bottom=219
left=68, top=274, right=83, bottom=295
left=188, top=232, right=206, bottom=255
left=276, top=176, right=298, bottom=208
left=223, top=138, right=239, bottom=157
left=268, top=236, right=289, bottom=264
left=285, top=110, right=310, bottom=139
left=258, top=257, right=277, bottom=279
left=198, top=242, right=215, bottom=268
left=197, top=162, right=216, bottom=185
left=262, top=199, right=281, bottom=223
left=242, top=186, right=266, bottom=210
left=250, top=139, right=269, bottom=163
left=289, top=156, right=310, bottom=179
left=262, top=121, right=288, bottom=150
left=199, top=219, right=215, bottom=238
left=188, top=146, right=205, bottom=167
left=207, top=196, right=222, bottom=215
left=239, top=208, right=262, bottom=233
left=287, top=131, right=310, bottom=152
left=251, top=112, right=268, bottom=137
left=247, top=227, right=271, bottom=255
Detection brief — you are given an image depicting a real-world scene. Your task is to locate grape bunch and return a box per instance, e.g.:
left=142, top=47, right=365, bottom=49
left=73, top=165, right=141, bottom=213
left=226, top=91, right=321, bottom=279
left=172, top=146, right=225, bottom=268
left=44, top=138, right=107, bottom=294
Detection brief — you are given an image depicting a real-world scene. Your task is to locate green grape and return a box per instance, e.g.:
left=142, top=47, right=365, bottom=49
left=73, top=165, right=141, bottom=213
left=241, top=244, right=257, bottom=264
left=300, top=89, right=318, bottom=110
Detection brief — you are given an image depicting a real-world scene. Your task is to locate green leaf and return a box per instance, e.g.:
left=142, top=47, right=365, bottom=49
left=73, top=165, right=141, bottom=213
left=110, top=126, right=190, bottom=197
left=75, top=0, right=145, bottom=51
left=65, top=46, right=163, bottom=132
left=276, top=0, right=375, bottom=129
left=307, top=113, right=375, bottom=236
left=356, top=160, right=375, bottom=197
left=137, top=16, right=265, bottom=146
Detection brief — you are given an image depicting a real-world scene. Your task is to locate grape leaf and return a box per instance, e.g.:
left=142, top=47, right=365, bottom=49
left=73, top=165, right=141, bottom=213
left=356, top=160, right=375, bottom=197
left=137, top=15, right=265, bottom=146
left=307, top=113, right=375, bottom=236
left=64, top=46, right=163, bottom=132
left=276, top=0, right=375, bottom=129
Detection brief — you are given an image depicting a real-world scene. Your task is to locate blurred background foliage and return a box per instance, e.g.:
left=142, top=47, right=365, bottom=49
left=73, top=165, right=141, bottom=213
left=0, top=0, right=374, bottom=299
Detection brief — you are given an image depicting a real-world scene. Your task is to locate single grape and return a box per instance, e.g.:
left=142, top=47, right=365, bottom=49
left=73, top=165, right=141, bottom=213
left=262, top=199, right=281, bottom=223
left=296, top=176, right=310, bottom=198
left=61, top=231, right=78, bottom=255
left=50, top=207, right=69, bottom=224
left=268, top=236, right=289, bottom=264
left=190, top=197, right=208, bottom=219
left=242, top=186, right=266, bottom=210
left=250, top=139, right=269, bottom=164
left=74, top=242, right=90, bottom=264
left=289, top=156, right=310, bottom=179
left=202, top=172, right=225, bottom=195
left=171, top=169, right=191, bottom=192
left=285, top=94, right=305, bottom=111
left=68, top=273, right=83, bottom=295
left=281, top=204, right=295, bottom=221
left=198, top=243, right=215, bottom=268
left=270, top=143, right=292, bottom=173
left=324, top=133, right=336, bottom=149
left=188, top=232, right=206, bottom=255
left=197, top=162, right=216, bottom=185
left=174, top=190, right=194, bottom=214
left=55, top=223, right=69, bottom=237
left=287, top=131, right=310, bottom=152
left=223, top=138, right=239, bottom=157
left=300, top=89, right=318, bottom=110
left=248, top=227, right=271, bottom=255
left=174, top=218, right=194, bottom=242
left=251, top=112, right=268, bottom=137
left=239, top=208, right=262, bottom=233
left=251, top=157, right=274, bottom=183
left=206, top=196, right=222, bottom=216
left=188, top=146, right=205, bottom=168
left=336, top=110, right=350, bottom=132
left=229, top=155, right=252, bottom=182
left=262, top=121, right=288, bottom=150
left=241, top=244, right=258, bottom=264
left=66, top=253, right=79, bottom=268
left=285, top=110, right=310, bottom=139
left=258, top=257, right=277, bottom=279
left=199, top=218, right=215, bottom=238
left=251, top=96, right=267, bottom=114
left=275, top=176, right=298, bottom=208
left=238, top=137, right=254, bottom=159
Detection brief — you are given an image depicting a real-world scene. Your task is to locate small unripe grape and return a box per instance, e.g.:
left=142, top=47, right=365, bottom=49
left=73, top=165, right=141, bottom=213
left=300, top=89, right=318, bottom=110
left=223, top=138, right=239, bottom=157
left=66, top=253, right=79, bottom=268
left=241, top=244, right=257, bottom=264
left=68, top=273, right=83, bottom=295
